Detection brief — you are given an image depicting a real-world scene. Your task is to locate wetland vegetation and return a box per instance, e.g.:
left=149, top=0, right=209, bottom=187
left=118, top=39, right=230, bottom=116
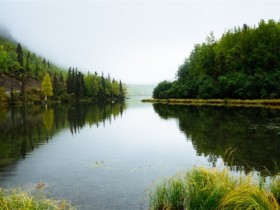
left=149, top=167, right=280, bottom=210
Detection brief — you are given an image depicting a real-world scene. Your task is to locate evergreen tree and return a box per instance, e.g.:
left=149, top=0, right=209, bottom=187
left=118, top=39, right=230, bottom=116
left=53, top=74, right=59, bottom=97
left=35, top=62, right=39, bottom=79
left=66, top=67, right=73, bottom=94
left=16, top=43, right=23, bottom=66
left=25, top=51, right=30, bottom=72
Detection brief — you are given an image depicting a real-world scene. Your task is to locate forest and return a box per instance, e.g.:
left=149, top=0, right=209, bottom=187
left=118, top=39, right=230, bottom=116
left=153, top=19, right=280, bottom=99
left=0, top=34, right=125, bottom=105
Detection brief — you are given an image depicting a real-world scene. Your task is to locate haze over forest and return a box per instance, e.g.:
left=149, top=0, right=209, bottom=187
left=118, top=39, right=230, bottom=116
left=0, top=1, right=279, bottom=84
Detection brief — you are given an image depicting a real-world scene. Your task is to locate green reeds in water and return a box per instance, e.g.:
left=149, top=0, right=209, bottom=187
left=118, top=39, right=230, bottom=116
left=0, top=188, right=75, bottom=210
left=149, top=167, right=280, bottom=210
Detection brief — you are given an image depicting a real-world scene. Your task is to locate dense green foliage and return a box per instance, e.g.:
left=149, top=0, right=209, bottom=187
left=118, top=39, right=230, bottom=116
left=153, top=19, right=280, bottom=99
left=67, top=68, right=126, bottom=101
left=0, top=36, right=64, bottom=80
left=149, top=167, right=280, bottom=210
left=0, top=34, right=126, bottom=104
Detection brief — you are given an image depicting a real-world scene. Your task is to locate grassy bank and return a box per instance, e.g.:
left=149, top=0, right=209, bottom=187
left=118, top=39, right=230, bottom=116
left=149, top=167, right=280, bottom=210
left=142, top=98, right=280, bottom=109
left=0, top=187, right=75, bottom=210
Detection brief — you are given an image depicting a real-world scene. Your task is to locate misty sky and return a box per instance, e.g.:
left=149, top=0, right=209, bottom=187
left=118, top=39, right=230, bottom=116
left=0, top=0, right=279, bottom=84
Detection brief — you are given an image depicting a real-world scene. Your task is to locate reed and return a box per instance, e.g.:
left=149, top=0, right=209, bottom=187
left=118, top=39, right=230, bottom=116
left=0, top=187, right=75, bottom=210
left=148, top=167, right=280, bottom=210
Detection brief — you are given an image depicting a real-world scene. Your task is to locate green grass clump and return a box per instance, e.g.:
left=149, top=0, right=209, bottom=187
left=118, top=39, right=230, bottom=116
left=219, top=184, right=279, bottom=210
left=184, top=167, right=236, bottom=210
left=149, top=167, right=280, bottom=210
left=0, top=188, right=75, bottom=210
left=271, top=176, right=280, bottom=204
left=149, top=175, right=187, bottom=210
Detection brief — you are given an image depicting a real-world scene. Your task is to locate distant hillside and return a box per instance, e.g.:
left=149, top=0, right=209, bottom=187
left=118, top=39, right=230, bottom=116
left=126, top=84, right=155, bottom=97
left=0, top=34, right=66, bottom=81
left=0, top=30, right=126, bottom=104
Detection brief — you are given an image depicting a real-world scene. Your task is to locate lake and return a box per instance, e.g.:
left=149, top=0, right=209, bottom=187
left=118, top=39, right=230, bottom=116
left=0, top=98, right=280, bottom=209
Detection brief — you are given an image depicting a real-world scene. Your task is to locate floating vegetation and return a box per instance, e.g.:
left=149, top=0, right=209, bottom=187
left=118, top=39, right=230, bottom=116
left=149, top=166, right=280, bottom=210
left=35, top=182, right=45, bottom=189
left=83, top=160, right=111, bottom=170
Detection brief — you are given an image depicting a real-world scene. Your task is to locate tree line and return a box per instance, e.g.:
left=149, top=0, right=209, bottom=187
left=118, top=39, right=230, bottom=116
left=153, top=19, right=280, bottom=99
left=66, top=67, right=125, bottom=101
left=0, top=34, right=126, bottom=105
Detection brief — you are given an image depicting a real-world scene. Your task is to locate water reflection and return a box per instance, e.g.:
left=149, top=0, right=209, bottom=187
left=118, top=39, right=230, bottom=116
left=153, top=104, right=280, bottom=176
left=0, top=103, right=126, bottom=169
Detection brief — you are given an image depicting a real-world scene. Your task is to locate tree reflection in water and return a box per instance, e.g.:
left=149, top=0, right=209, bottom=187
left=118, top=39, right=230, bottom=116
left=153, top=104, right=280, bottom=176
left=0, top=103, right=126, bottom=169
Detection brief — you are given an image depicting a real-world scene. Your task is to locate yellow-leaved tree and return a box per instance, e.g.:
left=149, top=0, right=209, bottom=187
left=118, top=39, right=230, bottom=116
left=41, top=73, right=53, bottom=101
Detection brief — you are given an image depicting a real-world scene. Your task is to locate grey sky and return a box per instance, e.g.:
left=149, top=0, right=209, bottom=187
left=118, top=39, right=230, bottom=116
left=0, top=0, right=279, bottom=84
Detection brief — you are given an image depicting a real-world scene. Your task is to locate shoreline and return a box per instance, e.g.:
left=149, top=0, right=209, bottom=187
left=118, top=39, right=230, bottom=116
left=141, top=98, right=280, bottom=109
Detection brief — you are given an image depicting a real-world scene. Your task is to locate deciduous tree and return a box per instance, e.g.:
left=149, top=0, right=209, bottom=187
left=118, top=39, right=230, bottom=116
left=41, top=73, right=53, bottom=101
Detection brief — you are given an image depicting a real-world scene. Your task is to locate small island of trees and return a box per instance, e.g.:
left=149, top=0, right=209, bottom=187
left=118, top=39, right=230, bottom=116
left=153, top=19, right=280, bottom=100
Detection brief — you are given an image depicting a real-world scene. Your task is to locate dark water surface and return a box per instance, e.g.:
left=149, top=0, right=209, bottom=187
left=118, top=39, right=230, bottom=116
left=0, top=99, right=279, bottom=209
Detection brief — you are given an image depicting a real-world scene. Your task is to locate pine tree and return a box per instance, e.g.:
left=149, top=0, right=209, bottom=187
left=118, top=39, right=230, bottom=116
left=35, top=62, right=39, bottom=79
left=66, top=67, right=72, bottom=94
left=25, top=51, right=30, bottom=72
left=119, top=80, right=124, bottom=99
left=53, top=74, right=59, bottom=97
left=16, top=43, right=23, bottom=66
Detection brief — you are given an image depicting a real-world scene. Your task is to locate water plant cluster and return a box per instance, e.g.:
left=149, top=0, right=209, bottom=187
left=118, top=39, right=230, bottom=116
left=0, top=188, right=75, bottom=210
left=149, top=167, right=280, bottom=210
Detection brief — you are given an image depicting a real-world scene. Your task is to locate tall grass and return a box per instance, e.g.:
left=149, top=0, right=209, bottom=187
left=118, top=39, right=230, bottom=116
left=149, top=167, right=280, bottom=210
left=0, top=187, right=75, bottom=210
left=219, top=184, right=279, bottom=210
left=184, top=167, right=236, bottom=210
left=271, top=176, right=280, bottom=204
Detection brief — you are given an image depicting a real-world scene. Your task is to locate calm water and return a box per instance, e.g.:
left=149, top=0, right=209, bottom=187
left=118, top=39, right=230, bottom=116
left=0, top=99, right=280, bottom=209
